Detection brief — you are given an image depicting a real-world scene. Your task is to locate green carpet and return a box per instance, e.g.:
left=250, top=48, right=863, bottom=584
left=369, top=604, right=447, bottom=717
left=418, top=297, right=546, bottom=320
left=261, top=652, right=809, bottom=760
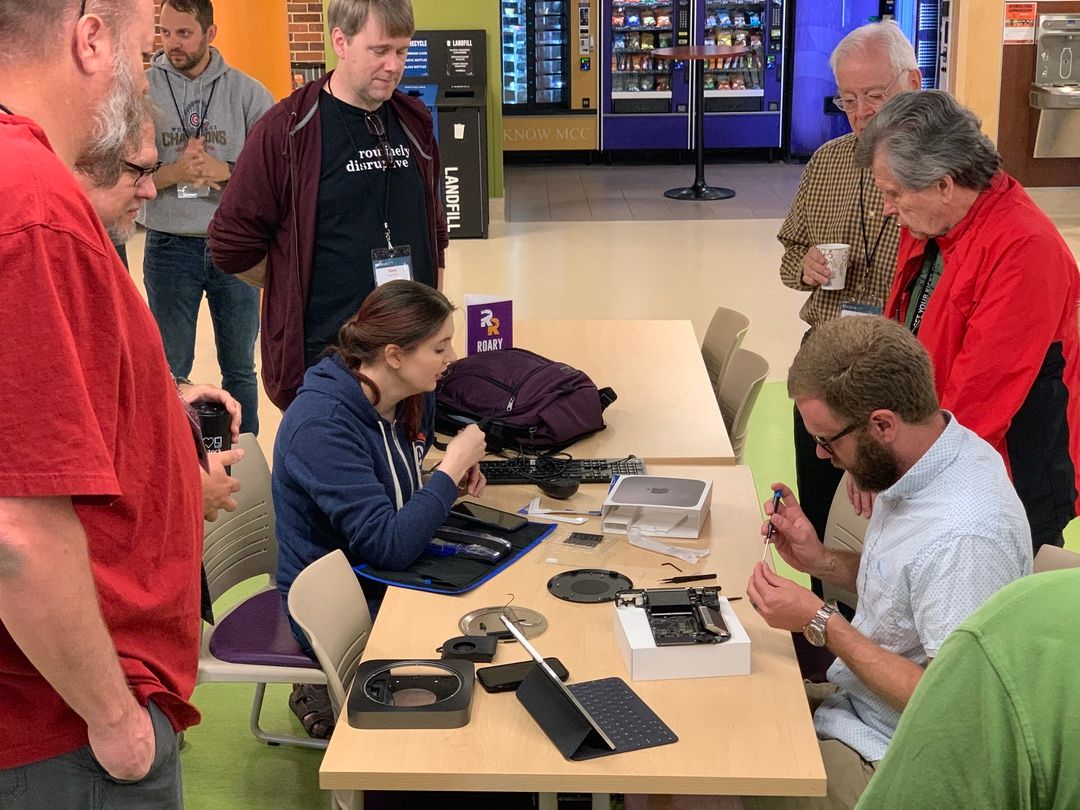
left=181, top=381, right=1078, bottom=807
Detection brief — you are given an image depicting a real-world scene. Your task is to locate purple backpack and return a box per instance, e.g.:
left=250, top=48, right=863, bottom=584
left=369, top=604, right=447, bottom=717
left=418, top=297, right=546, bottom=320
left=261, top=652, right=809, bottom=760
left=435, top=348, right=617, bottom=452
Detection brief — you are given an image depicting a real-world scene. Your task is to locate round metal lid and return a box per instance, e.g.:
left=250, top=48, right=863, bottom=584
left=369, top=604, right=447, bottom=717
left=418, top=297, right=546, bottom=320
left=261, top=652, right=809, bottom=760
left=547, top=569, right=634, bottom=604
left=458, top=606, right=548, bottom=641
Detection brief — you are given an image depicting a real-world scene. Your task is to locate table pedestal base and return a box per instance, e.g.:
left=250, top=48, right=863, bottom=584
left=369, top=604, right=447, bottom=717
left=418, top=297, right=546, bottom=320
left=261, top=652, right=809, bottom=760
left=664, top=183, right=736, bottom=201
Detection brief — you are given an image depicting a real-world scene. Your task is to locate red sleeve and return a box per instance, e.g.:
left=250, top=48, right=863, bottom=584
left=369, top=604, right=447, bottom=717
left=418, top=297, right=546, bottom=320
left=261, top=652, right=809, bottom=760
left=940, top=232, right=1078, bottom=455
left=0, top=226, right=119, bottom=499
left=209, top=110, right=287, bottom=274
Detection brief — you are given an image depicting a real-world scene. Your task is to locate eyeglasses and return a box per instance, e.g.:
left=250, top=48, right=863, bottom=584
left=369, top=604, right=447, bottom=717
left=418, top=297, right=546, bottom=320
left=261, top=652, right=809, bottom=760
left=123, top=159, right=162, bottom=187
left=78, top=0, right=86, bottom=17
left=832, top=73, right=906, bottom=113
left=364, top=112, right=394, bottom=172
left=811, top=421, right=863, bottom=456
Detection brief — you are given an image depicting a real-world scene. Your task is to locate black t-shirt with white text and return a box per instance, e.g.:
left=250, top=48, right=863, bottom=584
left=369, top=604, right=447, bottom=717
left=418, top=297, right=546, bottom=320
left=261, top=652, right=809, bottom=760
left=306, top=94, right=433, bottom=366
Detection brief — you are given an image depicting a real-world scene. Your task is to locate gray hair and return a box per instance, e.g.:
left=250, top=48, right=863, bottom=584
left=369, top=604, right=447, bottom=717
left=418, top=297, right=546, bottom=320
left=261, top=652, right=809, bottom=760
left=74, top=55, right=153, bottom=188
left=0, top=0, right=131, bottom=65
left=830, top=20, right=917, bottom=78
left=855, top=90, right=1001, bottom=191
left=327, top=0, right=414, bottom=40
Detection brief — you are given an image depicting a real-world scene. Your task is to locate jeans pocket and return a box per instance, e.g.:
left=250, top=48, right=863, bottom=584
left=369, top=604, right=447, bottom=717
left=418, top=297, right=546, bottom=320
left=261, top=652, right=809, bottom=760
left=147, top=230, right=178, bottom=250
left=86, top=700, right=175, bottom=785
left=0, top=767, right=27, bottom=801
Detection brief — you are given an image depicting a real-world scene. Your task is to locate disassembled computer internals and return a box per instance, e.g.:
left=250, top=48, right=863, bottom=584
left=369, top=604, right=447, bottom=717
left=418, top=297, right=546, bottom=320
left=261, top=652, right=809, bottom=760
left=615, top=586, right=731, bottom=646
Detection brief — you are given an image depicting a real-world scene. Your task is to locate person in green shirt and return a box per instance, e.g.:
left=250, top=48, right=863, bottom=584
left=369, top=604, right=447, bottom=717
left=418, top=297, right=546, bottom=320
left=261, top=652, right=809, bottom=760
left=857, top=569, right=1080, bottom=809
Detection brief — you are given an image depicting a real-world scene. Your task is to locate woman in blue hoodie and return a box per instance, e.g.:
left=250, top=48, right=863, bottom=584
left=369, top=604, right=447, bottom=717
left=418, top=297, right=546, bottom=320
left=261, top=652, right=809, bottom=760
left=273, top=280, right=487, bottom=650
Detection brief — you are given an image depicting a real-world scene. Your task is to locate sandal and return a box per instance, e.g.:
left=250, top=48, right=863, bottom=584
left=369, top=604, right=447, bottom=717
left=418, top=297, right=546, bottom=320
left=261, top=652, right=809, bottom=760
left=289, top=683, right=335, bottom=740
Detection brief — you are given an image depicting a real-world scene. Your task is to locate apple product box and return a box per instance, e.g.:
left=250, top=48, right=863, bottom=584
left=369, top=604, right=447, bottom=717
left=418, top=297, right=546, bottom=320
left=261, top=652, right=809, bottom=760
left=614, top=597, right=751, bottom=681
left=601, top=475, right=712, bottom=539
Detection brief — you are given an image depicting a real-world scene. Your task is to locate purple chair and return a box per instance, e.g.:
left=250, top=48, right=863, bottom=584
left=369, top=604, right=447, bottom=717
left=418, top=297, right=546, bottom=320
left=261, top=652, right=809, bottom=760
left=197, top=433, right=328, bottom=750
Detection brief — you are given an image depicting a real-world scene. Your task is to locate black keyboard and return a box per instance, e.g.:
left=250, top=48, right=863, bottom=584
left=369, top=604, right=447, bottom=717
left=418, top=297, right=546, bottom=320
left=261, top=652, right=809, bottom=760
left=567, top=677, right=678, bottom=753
left=478, top=456, right=647, bottom=485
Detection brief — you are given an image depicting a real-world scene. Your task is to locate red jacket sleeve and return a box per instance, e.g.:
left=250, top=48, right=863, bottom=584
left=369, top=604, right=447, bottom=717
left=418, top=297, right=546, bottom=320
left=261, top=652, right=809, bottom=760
left=209, top=109, right=289, bottom=274
left=939, top=231, right=1077, bottom=455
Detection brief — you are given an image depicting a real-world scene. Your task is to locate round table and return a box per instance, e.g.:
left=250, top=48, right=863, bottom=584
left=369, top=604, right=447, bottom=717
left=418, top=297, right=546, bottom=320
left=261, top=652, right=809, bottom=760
left=652, top=45, right=751, bottom=201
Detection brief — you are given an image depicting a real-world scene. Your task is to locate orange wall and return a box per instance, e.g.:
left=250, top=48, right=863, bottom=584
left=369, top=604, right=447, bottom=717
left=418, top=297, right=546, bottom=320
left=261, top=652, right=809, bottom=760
left=211, top=4, right=293, bottom=100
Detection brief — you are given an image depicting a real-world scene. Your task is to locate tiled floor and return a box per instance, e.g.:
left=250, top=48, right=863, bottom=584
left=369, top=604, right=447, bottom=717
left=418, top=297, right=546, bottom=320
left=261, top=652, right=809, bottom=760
left=505, top=161, right=804, bottom=222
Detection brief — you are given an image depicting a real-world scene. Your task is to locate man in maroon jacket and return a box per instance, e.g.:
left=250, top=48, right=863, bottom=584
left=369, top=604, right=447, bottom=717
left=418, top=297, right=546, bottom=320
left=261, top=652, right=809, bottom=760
left=209, top=0, right=449, bottom=411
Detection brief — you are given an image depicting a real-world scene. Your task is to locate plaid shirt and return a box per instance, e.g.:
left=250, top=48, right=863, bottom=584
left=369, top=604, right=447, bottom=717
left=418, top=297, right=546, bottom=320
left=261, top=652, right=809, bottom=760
left=777, top=133, right=901, bottom=328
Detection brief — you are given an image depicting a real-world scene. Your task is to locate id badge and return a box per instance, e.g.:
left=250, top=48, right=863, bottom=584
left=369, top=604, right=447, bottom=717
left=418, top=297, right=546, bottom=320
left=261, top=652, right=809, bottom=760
left=372, top=245, right=413, bottom=286
left=840, top=302, right=883, bottom=318
left=177, top=184, right=211, bottom=199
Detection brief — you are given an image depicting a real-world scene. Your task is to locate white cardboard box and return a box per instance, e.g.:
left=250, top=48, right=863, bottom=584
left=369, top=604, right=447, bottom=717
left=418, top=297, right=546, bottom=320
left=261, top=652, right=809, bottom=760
left=600, top=475, right=712, bottom=539
left=613, top=597, right=751, bottom=681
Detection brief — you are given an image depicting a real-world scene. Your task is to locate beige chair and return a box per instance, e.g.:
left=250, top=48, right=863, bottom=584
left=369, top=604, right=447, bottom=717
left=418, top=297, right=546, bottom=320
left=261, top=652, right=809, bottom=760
left=1034, top=544, right=1080, bottom=573
left=701, top=305, right=751, bottom=396
left=288, top=550, right=373, bottom=810
left=198, top=432, right=329, bottom=750
left=821, top=478, right=869, bottom=610
left=716, top=347, right=769, bottom=463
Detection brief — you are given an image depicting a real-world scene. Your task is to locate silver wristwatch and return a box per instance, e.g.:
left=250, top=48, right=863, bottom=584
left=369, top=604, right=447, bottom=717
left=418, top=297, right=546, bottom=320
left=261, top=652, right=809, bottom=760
left=803, top=602, right=838, bottom=648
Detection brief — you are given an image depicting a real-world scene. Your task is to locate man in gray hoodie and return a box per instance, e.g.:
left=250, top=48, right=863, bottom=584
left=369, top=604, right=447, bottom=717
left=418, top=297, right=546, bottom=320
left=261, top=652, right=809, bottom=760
left=142, top=0, right=272, bottom=435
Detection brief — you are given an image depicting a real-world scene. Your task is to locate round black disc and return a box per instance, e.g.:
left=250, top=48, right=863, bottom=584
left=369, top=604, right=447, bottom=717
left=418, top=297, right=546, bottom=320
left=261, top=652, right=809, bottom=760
left=547, top=569, right=634, bottom=604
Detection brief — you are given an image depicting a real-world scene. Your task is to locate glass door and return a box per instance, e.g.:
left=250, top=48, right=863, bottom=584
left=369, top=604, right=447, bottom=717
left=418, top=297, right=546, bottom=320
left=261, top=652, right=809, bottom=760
left=502, top=1, right=529, bottom=105
left=702, top=0, right=765, bottom=109
left=610, top=1, right=675, bottom=111
left=534, top=1, right=569, bottom=105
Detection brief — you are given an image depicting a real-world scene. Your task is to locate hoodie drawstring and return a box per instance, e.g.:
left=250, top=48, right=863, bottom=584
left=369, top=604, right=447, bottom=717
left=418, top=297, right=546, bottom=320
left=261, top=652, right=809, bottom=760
left=377, top=421, right=405, bottom=510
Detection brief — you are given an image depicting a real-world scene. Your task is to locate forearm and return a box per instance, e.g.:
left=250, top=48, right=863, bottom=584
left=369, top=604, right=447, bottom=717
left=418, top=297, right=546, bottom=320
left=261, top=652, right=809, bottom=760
left=826, top=614, right=926, bottom=712
left=808, top=548, right=860, bottom=592
left=0, top=497, right=140, bottom=729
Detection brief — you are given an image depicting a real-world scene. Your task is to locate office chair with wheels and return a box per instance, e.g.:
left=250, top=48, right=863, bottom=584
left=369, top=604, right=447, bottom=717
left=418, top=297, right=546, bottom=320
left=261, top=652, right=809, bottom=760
left=701, top=306, right=750, bottom=397
left=198, top=432, right=328, bottom=750
left=716, top=347, right=769, bottom=464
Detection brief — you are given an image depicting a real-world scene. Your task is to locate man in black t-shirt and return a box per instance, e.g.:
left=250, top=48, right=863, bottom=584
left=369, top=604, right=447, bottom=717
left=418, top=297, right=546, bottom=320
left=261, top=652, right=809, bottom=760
left=210, top=0, right=449, bottom=409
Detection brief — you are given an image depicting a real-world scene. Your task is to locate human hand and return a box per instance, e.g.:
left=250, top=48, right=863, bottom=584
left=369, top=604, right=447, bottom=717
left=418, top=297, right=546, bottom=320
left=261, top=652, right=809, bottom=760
left=746, top=561, right=824, bottom=632
left=462, top=465, right=486, bottom=498
left=801, top=246, right=832, bottom=287
left=178, top=383, right=242, bottom=445
left=172, top=141, right=206, bottom=186
left=203, top=449, right=244, bottom=521
left=87, top=700, right=155, bottom=781
left=761, top=482, right=824, bottom=574
left=439, top=424, right=487, bottom=483
left=845, top=475, right=875, bottom=518
left=190, top=153, right=230, bottom=190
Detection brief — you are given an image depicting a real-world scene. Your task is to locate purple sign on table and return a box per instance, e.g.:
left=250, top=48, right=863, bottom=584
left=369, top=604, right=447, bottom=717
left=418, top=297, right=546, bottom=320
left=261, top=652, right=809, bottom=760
left=465, top=297, right=513, bottom=356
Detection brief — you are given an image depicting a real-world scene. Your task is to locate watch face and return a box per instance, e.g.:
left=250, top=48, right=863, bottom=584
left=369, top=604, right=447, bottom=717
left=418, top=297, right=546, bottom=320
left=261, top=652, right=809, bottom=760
left=804, top=623, right=827, bottom=647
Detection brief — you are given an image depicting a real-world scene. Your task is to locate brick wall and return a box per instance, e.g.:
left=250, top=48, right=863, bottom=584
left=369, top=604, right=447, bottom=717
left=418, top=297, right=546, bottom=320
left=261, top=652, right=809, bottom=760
left=287, top=1, right=326, bottom=65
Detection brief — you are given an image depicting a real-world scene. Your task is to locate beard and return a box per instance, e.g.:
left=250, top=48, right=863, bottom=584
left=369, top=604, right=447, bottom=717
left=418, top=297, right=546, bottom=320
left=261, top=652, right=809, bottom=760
left=839, top=430, right=904, bottom=493
left=106, top=218, right=138, bottom=246
left=74, top=45, right=145, bottom=189
left=169, top=42, right=208, bottom=73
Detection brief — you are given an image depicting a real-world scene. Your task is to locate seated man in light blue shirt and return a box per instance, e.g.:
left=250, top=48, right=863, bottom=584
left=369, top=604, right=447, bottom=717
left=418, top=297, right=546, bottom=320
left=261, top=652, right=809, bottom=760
left=744, top=316, right=1032, bottom=810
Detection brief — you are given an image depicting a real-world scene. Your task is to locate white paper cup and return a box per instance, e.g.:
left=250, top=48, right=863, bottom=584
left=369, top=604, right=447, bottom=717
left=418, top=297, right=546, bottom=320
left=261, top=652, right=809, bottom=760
left=817, top=243, right=850, bottom=290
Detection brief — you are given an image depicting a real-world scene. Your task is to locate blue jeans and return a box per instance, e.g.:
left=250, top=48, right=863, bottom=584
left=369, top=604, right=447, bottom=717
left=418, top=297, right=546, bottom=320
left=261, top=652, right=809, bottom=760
left=143, top=229, right=260, bottom=435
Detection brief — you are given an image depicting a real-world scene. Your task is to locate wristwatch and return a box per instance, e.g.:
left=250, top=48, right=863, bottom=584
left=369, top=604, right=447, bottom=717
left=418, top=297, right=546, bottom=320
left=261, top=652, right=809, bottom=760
left=803, top=602, right=838, bottom=648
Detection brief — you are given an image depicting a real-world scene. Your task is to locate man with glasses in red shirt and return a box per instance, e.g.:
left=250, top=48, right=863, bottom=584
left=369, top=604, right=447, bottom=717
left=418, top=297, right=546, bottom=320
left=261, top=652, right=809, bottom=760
left=776, top=21, right=922, bottom=596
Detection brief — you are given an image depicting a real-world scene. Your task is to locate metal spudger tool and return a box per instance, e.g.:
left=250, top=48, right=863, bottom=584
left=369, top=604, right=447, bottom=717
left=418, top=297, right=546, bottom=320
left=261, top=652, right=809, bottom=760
left=761, top=489, right=783, bottom=563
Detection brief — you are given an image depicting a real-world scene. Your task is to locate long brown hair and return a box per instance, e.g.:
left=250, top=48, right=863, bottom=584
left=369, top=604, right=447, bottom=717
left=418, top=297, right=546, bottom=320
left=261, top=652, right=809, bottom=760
left=335, top=280, right=454, bottom=440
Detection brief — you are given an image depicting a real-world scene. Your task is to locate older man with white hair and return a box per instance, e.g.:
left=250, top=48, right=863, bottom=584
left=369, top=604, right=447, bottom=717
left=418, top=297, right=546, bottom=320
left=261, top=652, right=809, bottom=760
left=777, top=21, right=922, bottom=573
left=857, top=89, right=1080, bottom=554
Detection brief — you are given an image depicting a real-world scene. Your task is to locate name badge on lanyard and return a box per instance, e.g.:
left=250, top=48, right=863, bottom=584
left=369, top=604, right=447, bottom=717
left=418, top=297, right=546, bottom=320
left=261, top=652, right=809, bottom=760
left=840, top=302, right=883, bottom=318
left=372, top=245, right=413, bottom=286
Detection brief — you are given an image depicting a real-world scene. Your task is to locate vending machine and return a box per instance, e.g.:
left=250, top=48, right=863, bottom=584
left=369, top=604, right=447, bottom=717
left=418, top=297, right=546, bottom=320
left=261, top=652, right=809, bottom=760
left=599, top=0, right=787, bottom=151
left=501, top=0, right=600, bottom=151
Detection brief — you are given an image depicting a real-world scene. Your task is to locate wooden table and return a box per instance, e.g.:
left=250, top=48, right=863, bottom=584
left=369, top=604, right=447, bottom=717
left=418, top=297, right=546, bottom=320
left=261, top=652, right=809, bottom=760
left=652, top=46, right=751, bottom=201
left=321, top=465, right=826, bottom=798
left=459, top=320, right=735, bottom=465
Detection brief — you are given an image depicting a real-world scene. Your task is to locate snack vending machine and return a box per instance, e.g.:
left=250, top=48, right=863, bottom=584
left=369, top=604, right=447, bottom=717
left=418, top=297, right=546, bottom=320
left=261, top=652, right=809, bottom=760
left=600, top=0, right=786, bottom=151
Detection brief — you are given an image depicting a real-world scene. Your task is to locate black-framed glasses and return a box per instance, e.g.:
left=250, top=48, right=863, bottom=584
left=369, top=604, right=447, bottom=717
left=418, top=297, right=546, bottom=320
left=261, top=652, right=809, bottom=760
left=123, top=159, right=162, bottom=187
left=811, top=421, right=863, bottom=456
left=363, top=111, right=394, bottom=172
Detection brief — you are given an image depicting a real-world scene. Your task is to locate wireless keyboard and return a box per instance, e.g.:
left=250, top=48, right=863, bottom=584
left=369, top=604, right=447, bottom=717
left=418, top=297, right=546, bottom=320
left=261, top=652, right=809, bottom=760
left=478, top=456, right=647, bottom=485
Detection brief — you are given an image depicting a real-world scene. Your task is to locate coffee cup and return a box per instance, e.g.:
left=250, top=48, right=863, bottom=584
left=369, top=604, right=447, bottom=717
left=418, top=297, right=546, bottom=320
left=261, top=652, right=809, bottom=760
left=817, top=244, right=850, bottom=290
left=193, top=401, right=232, bottom=471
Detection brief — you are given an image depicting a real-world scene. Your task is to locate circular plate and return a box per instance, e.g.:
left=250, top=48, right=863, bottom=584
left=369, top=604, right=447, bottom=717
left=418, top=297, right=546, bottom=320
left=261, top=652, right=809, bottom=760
left=547, top=569, right=634, bottom=604
left=458, top=606, right=548, bottom=641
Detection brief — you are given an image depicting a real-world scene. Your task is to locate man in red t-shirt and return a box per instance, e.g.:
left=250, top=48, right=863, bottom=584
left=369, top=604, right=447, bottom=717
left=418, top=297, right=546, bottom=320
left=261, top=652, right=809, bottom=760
left=0, top=1, right=205, bottom=805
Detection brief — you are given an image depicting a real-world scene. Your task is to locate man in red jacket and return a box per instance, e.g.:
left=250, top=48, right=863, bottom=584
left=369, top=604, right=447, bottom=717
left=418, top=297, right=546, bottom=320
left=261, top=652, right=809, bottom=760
left=209, top=0, right=449, bottom=411
left=856, top=90, right=1080, bottom=552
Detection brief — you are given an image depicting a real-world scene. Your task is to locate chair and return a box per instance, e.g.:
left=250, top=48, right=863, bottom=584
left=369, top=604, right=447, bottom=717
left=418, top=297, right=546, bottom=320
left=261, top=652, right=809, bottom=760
left=288, top=550, right=373, bottom=810
left=701, top=306, right=750, bottom=396
left=821, top=478, right=869, bottom=611
left=198, top=432, right=329, bottom=750
left=1034, top=544, right=1080, bottom=573
left=716, top=347, right=769, bottom=463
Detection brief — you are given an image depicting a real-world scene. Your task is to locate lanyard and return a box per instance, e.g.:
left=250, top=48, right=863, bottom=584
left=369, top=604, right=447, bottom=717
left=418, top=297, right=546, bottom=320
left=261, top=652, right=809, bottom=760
left=906, top=239, right=940, bottom=336
left=0, top=103, right=13, bottom=115
left=858, top=171, right=890, bottom=285
left=327, top=77, right=395, bottom=250
left=165, top=73, right=219, bottom=141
